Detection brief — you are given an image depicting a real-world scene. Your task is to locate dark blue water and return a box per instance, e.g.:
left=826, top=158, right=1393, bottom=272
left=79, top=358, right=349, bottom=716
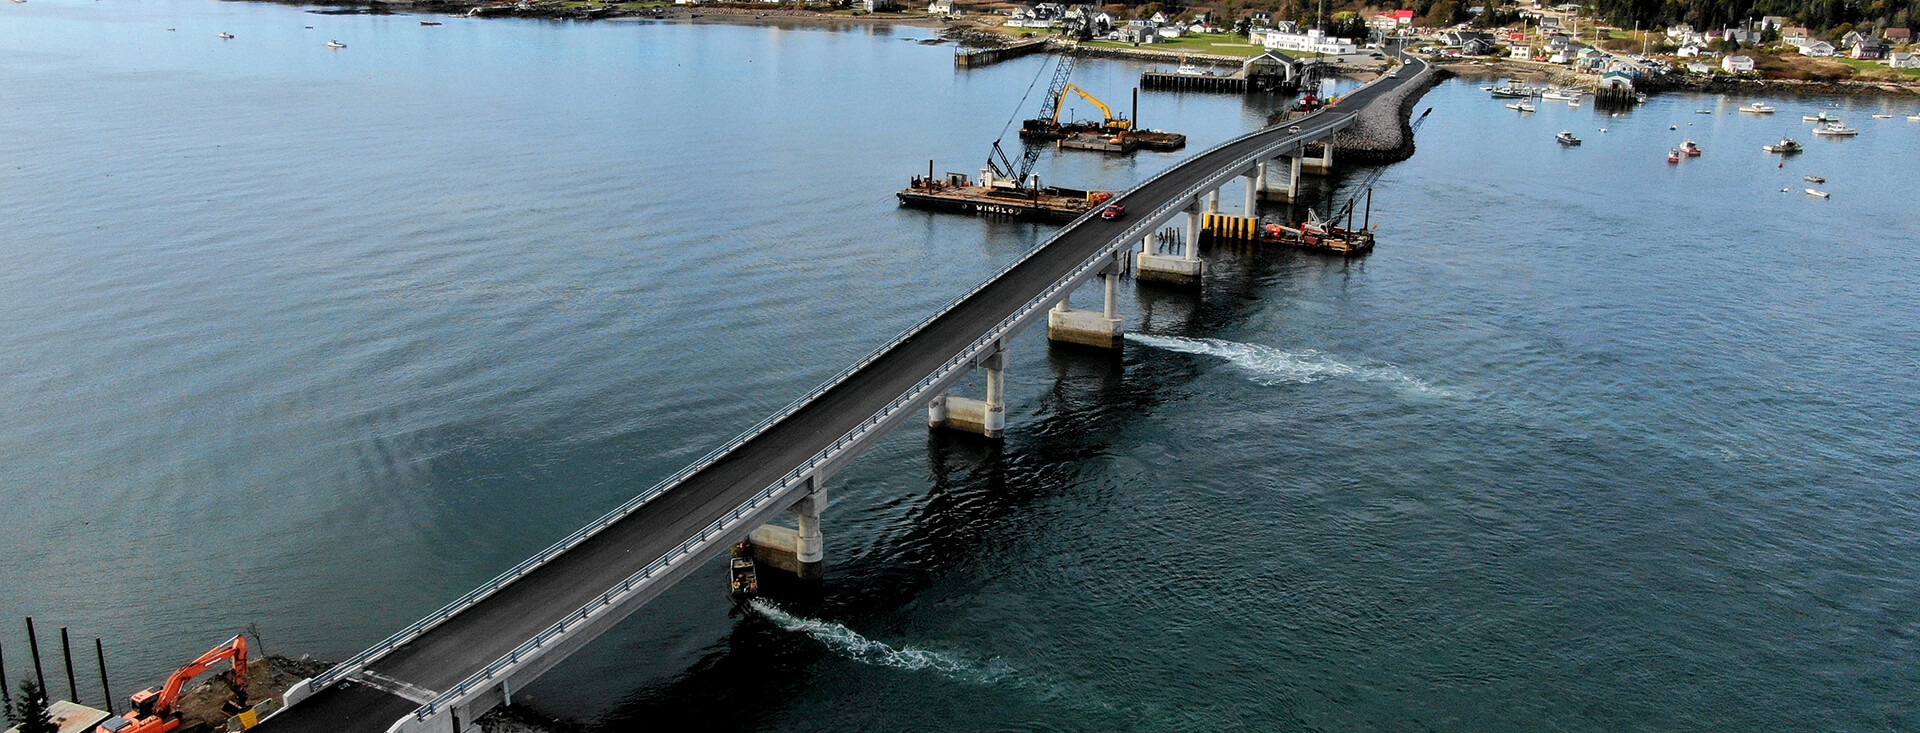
left=3, top=2, right=1917, bottom=729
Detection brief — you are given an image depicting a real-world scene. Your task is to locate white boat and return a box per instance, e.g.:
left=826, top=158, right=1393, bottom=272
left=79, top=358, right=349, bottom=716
left=1802, top=111, right=1841, bottom=122
left=1740, top=102, right=1776, bottom=114
left=1805, top=189, right=1830, bottom=198
left=1541, top=88, right=1582, bottom=101
left=1556, top=130, right=1581, bottom=145
left=1506, top=101, right=1536, bottom=113
left=1909, top=114, right=1920, bottom=121
left=326, top=39, right=347, bottom=48
left=1763, top=137, right=1803, bottom=153
left=1812, top=122, right=1859, bottom=136
left=217, top=32, right=234, bottom=39
left=1804, top=175, right=1825, bottom=183
left=1871, top=113, right=1893, bottom=119
left=1568, top=99, right=1581, bottom=108
left=1695, top=109, right=1713, bottom=114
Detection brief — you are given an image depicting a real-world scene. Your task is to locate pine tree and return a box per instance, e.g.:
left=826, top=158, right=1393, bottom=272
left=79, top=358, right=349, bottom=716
left=11, top=679, right=58, bottom=733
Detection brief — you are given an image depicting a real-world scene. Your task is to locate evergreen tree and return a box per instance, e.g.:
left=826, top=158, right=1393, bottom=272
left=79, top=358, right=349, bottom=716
left=11, top=679, right=57, bottom=733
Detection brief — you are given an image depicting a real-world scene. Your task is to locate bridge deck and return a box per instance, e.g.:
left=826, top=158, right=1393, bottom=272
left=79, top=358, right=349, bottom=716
left=255, top=54, right=1427, bottom=733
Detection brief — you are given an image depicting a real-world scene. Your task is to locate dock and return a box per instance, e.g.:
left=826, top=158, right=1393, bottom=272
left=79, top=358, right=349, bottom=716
left=955, top=39, right=1049, bottom=68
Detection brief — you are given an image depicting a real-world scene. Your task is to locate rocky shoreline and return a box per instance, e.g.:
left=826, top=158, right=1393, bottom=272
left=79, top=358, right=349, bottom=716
left=1435, top=58, right=1920, bottom=100
left=1329, top=65, right=1450, bottom=164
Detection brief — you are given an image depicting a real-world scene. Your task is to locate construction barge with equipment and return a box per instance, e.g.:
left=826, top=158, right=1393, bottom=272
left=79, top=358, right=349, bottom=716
left=898, top=163, right=1111, bottom=223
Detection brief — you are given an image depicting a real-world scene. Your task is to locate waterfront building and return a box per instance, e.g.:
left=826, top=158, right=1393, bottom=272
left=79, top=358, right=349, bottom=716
left=1722, top=54, right=1756, bottom=73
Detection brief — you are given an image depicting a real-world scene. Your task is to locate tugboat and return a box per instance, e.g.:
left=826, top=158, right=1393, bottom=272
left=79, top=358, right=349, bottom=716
left=1556, top=130, right=1581, bottom=146
left=1763, top=137, right=1803, bottom=154
left=1681, top=140, right=1702, bottom=156
left=728, top=540, right=760, bottom=603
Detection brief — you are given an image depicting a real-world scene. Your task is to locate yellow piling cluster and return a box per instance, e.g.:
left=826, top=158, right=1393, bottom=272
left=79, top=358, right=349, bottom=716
left=1202, top=212, right=1261, bottom=242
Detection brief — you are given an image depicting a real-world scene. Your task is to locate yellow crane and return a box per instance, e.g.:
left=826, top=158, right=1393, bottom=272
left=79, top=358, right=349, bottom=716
left=1052, top=84, right=1133, bottom=132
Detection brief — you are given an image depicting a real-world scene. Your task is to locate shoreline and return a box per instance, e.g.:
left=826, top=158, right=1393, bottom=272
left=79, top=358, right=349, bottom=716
left=1434, top=58, right=1920, bottom=99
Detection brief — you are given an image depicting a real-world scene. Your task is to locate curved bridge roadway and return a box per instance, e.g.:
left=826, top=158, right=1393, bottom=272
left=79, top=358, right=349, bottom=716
left=257, top=51, right=1430, bottom=733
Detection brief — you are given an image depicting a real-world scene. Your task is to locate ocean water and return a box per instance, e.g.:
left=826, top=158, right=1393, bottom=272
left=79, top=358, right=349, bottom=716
left=2, top=2, right=1917, bottom=730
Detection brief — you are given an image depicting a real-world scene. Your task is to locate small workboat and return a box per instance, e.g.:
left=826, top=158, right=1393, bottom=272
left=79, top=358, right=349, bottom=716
left=217, top=32, right=234, bottom=39
left=1556, top=130, right=1581, bottom=146
left=1740, top=101, right=1776, bottom=114
left=1541, top=87, right=1581, bottom=101
left=1803, top=175, right=1825, bottom=183
left=1805, top=188, right=1830, bottom=198
left=1812, top=122, right=1858, bottom=136
left=1871, top=113, right=1893, bottom=119
left=728, top=541, right=760, bottom=601
left=1667, top=149, right=1681, bottom=163
left=420, top=19, right=442, bottom=25
left=1506, top=101, right=1536, bottom=113
left=1763, top=137, right=1803, bottom=154
left=1909, top=113, right=1920, bottom=121
left=1568, top=99, right=1581, bottom=108
left=1802, top=111, right=1841, bottom=122
left=1681, top=140, right=1702, bottom=156
left=326, top=39, right=346, bottom=48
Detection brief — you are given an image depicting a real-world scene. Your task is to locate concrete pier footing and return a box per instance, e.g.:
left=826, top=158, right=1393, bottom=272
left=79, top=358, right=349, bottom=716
left=1048, top=270, right=1124, bottom=349
left=928, top=347, right=1007, bottom=438
left=750, top=489, right=826, bottom=580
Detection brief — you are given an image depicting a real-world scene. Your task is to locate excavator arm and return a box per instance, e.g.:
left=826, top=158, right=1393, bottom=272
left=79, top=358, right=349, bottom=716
left=153, top=635, right=248, bottom=716
left=1054, top=84, right=1132, bottom=131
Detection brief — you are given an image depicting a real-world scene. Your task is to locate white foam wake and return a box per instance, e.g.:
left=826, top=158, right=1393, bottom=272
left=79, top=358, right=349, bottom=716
left=1126, top=333, right=1455, bottom=397
left=747, top=599, right=1013, bottom=684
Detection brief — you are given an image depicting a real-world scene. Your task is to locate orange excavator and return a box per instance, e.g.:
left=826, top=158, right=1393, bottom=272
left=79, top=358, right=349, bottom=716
left=95, top=635, right=248, bottom=733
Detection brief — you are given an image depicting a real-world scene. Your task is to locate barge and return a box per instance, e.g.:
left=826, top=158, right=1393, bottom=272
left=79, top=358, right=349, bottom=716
left=898, top=166, right=1112, bottom=223
left=1259, top=215, right=1375, bottom=255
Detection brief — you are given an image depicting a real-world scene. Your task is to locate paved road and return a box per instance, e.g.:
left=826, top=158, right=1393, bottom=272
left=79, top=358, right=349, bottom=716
left=256, top=53, right=1428, bottom=733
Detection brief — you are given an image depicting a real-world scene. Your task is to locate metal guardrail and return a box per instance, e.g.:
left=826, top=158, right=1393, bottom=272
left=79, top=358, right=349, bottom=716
left=322, top=68, right=1417, bottom=727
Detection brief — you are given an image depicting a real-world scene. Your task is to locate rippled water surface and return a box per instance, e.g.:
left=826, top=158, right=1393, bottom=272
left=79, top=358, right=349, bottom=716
left=3, top=2, right=1917, bottom=730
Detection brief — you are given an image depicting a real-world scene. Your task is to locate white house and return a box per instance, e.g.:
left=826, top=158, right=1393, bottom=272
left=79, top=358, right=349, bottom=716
left=927, top=0, right=953, bottom=14
left=1262, top=28, right=1359, bottom=55
left=1687, top=61, right=1714, bottom=74
left=1511, top=45, right=1534, bottom=59
left=1840, top=30, right=1868, bottom=48
left=1678, top=44, right=1703, bottom=57
left=1890, top=51, right=1920, bottom=68
left=1802, top=40, right=1836, bottom=57
left=1722, top=54, right=1755, bottom=72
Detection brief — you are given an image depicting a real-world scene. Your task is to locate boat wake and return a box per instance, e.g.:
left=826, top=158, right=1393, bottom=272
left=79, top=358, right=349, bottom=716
left=1127, top=333, right=1456, bottom=397
left=747, top=599, right=1014, bottom=684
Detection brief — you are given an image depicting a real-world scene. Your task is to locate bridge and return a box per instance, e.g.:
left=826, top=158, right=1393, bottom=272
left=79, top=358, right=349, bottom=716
left=253, top=51, right=1432, bottom=733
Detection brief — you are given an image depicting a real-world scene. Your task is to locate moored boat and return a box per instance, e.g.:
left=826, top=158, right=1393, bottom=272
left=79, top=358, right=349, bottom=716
left=1739, top=101, right=1776, bottom=114
left=1667, top=148, right=1681, bottom=163
left=1802, top=111, right=1841, bottom=122
left=1804, top=175, right=1825, bottom=183
left=1541, top=87, right=1581, bottom=101
left=1556, top=130, right=1581, bottom=146
left=420, top=19, right=443, bottom=25
left=1695, top=109, right=1713, bottom=114
left=1681, top=140, right=1702, bottom=156
left=326, top=39, right=346, bottom=48
left=217, top=31, right=234, bottom=39
left=1811, top=122, right=1858, bottom=136
left=1805, top=188, right=1830, bottom=198
left=1763, top=137, right=1803, bottom=154
left=1871, top=113, right=1893, bottom=119
left=1506, top=101, right=1536, bottom=112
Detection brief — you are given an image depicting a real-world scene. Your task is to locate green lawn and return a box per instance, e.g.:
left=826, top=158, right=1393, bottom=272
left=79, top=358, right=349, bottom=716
left=1834, top=57, right=1920, bottom=79
left=1083, top=32, right=1268, bottom=58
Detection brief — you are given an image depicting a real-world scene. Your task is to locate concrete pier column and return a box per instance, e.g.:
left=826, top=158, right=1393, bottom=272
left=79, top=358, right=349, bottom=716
left=1242, top=170, right=1260, bottom=215
left=1206, top=188, right=1220, bottom=213
left=1289, top=154, right=1303, bottom=198
left=1049, top=262, right=1125, bottom=349
left=927, top=393, right=949, bottom=428
left=750, top=478, right=828, bottom=580
left=1256, top=160, right=1270, bottom=195
left=934, top=344, right=1008, bottom=438
left=1183, top=201, right=1203, bottom=262
left=1136, top=201, right=1206, bottom=286
left=982, top=348, right=1006, bottom=438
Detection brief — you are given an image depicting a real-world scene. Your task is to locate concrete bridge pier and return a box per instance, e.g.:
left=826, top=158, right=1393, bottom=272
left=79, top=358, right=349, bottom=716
left=750, top=477, right=828, bottom=580
left=1136, top=200, right=1204, bottom=286
left=1047, top=258, right=1125, bottom=349
left=1302, top=141, right=1334, bottom=174
left=1241, top=169, right=1260, bottom=215
left=928, top=343, right=1008, bottom=438
left=1260, top=152, right=1303, bottom=203
left=1205, top=188, right=1220, bottom=214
